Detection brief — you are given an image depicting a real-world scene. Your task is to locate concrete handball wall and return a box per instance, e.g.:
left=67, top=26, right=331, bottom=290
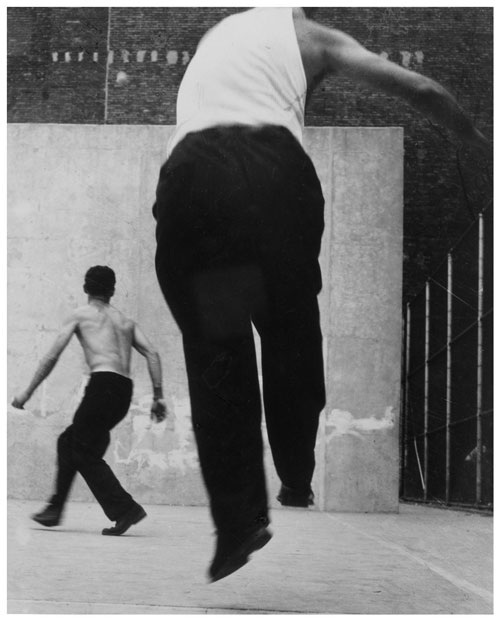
left=7, top=124, right=403, bottom=512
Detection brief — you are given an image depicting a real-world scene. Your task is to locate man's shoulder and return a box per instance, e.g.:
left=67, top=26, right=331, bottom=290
left=55, top=306, right=83, bottom=334
left=108, top=306, right=136, bottom=332
left=66, top=305, right=91, bottom=331
left=71, top=304, right=106, bottom=325
left=73, top=304, right=94, bottom=318
left=109, top=304, right=134, bottom=321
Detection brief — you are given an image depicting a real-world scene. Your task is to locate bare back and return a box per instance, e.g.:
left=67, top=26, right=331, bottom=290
left=75, top=301, right=135, bottom=377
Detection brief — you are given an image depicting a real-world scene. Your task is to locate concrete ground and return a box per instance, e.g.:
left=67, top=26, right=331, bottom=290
left=7, top=499, right=493, bottom=614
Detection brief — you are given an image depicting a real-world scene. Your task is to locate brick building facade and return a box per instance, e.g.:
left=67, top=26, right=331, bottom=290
left=7, top=7, right=493, bottom=302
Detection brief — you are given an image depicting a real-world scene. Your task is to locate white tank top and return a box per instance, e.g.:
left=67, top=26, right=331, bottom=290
left=168, top=8, right=307, bottom=155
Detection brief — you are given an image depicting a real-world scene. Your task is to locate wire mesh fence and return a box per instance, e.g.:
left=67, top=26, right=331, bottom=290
left=401, top=205, right=493, bottom=510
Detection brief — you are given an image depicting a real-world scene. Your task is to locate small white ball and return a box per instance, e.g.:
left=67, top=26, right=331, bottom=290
left=116, top=71, right=129, bottom=85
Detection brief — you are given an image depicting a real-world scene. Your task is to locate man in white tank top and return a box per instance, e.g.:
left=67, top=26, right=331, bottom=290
left=153, top=8, right=490, bottom=582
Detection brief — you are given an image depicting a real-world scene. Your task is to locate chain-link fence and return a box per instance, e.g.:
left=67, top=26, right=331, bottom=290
left=401, top=205, right=493, bottom=510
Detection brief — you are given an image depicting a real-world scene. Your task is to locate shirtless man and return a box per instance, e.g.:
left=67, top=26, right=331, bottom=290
left=153, top=7, right=490, bottom=581
left=12, top=265, right=167, bottom=535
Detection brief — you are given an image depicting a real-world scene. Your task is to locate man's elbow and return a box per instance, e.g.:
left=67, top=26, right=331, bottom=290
left=39, top=353, right=59, bottom=374
left=44, top=350, right=60, bottom=365
left=408, top=77, right=449, bottom=111
left=147, top=349, right=160, bottom=362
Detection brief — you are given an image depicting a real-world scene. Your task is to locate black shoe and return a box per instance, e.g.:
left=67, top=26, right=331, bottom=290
left=277, top=485, right=314, bottom=508
left=32, top=504, right=62, bottom=527
left=209, top=524, right=273, bottom=583
left=102, top=503, right=147, bottom=536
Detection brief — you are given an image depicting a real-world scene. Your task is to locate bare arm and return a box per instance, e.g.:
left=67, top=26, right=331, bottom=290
left=132, top=323, right=167, bottom=422
left=12, top=315, right=78, bottom=409
left=299, top=18, right=490, bottom=152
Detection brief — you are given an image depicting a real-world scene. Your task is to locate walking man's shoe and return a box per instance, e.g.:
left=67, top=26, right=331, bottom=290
left=31, top=504, right=62, bottom=527
left=209, top=524, right=273, bottom=583
left=276, top=485, right=314, bottom=508
left=102, top=503, right=147, bottom=536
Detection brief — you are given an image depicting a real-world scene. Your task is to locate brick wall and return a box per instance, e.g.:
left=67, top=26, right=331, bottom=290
left=7, top=7, right=493, bottom=302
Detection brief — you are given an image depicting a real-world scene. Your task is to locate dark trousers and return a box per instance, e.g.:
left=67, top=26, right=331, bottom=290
left=49, top=372, right=135, bottom=521
left=154, top=125, right=326, bottom=534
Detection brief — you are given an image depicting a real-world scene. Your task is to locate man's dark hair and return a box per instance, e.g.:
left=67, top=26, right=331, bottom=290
left=84, top=265, right=116, bottom=298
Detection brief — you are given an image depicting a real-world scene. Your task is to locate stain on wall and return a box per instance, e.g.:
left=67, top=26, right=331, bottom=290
left=326, top=407, right=396, bottom=439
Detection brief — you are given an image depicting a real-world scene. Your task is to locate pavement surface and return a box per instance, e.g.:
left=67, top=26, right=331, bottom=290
left=7, top=499, right=493, bottom=614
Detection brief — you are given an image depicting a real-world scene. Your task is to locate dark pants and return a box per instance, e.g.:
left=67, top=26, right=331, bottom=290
left=49, top=372, right=135, bottom=521
left=154, top=125, right=326, bottom=535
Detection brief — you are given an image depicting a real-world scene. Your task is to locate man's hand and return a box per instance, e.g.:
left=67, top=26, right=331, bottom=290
left=11, top=391, right=31, bottom=409
left=150, top=397, right=167, bottom=423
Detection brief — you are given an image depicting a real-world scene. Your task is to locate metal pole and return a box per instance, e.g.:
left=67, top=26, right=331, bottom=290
left=104, top=8, right=112, bottom=123
left=403, top=303, right=411, bottom=495
left=424, top=280, right=430, bottom=501
left=476, top=214, right=484, bottom=504
left=445, top=254, right=453, bottom=504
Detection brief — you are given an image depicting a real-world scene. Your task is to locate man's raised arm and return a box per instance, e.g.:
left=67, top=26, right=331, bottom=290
left=132, top=323, right=167, bottom=422
left=298, top=18, right=490, bottom=153
left=12, top=315, right=78, bottom=409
